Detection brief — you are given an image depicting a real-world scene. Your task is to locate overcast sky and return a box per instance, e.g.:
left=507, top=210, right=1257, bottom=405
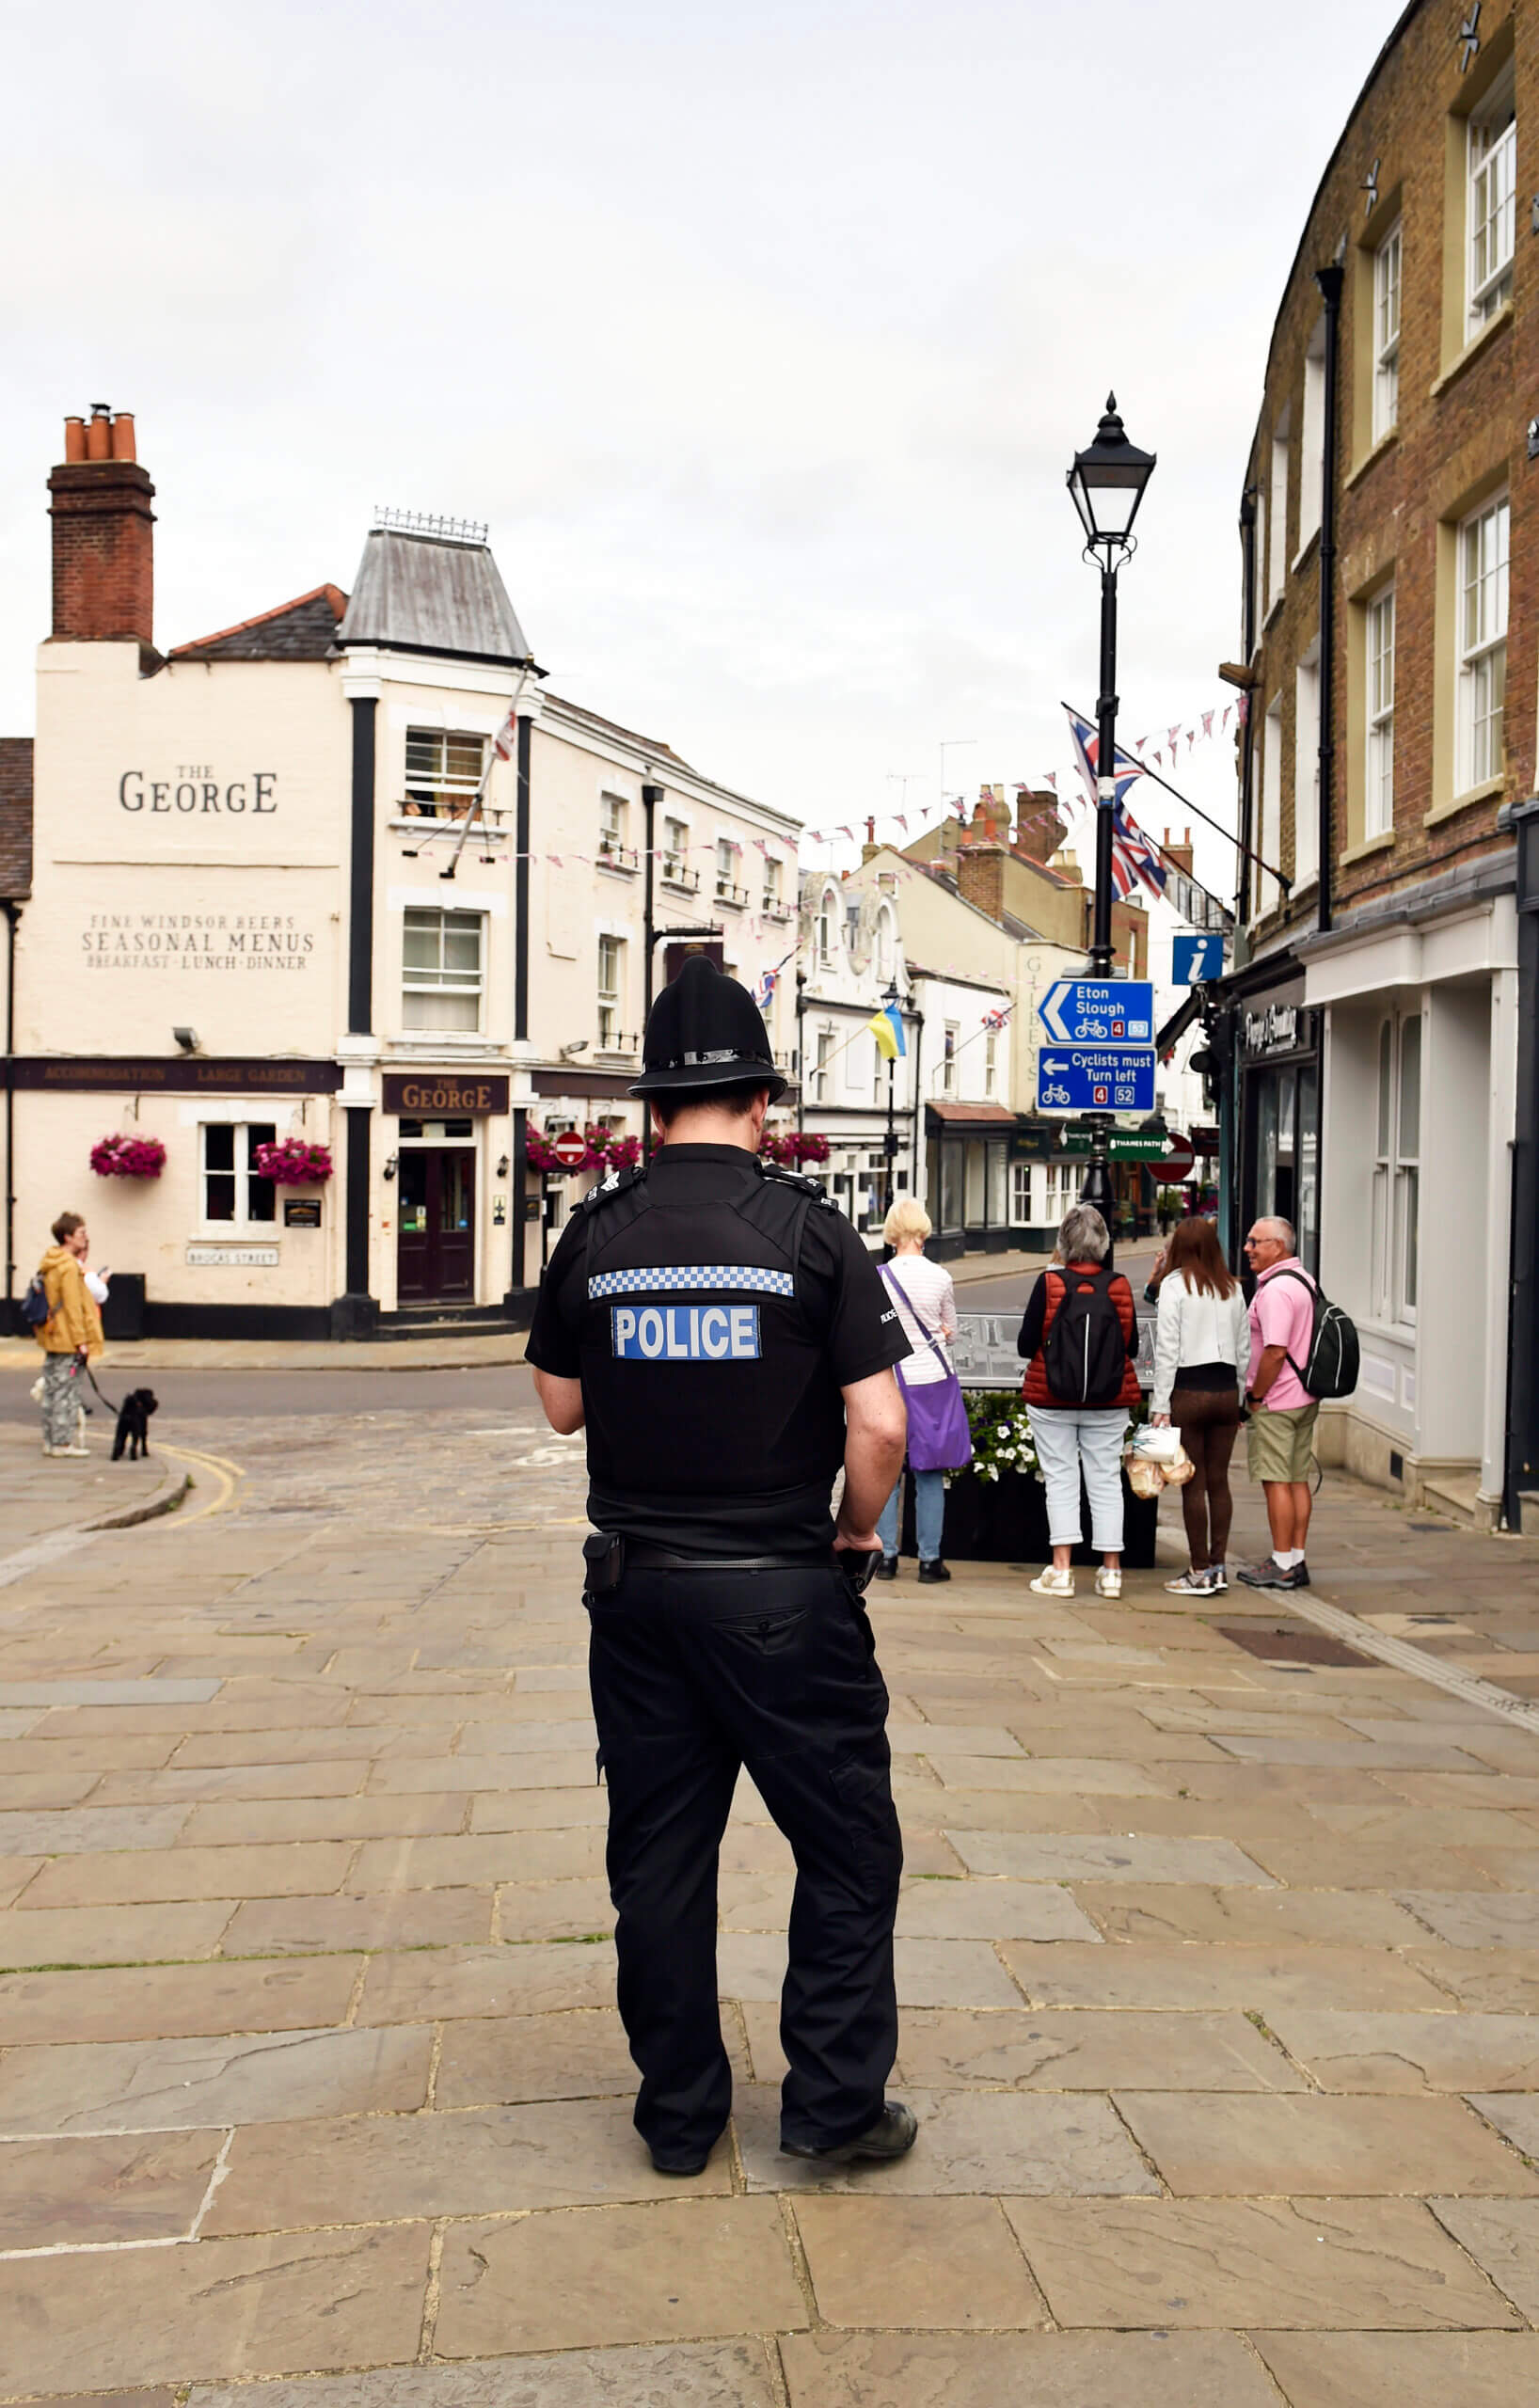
left=4, top=0, right=1396, bottom=898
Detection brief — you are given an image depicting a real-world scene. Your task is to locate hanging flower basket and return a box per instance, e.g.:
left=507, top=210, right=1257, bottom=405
left=759, top=1130, right=830, bottom=1168
left=252, top=1139, right=334, bottom=1186
left=527, top=1125, right=642, bottom=1176
left=90, top=1133, right=167, bottom=1180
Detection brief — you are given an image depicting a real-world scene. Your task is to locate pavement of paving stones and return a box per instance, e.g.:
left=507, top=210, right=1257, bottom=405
left=1, top=1383, right=1539, bottom=2404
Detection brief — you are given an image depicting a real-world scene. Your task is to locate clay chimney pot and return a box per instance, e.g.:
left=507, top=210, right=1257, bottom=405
left=85, top=407, right=112, bottom=461
left=109, top=413, right=136, bottom=462
left=63, top=417, right=87, bottom=464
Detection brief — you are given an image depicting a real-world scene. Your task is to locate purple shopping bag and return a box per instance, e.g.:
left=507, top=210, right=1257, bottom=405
left=881, top=1268, right=974, bottom=1473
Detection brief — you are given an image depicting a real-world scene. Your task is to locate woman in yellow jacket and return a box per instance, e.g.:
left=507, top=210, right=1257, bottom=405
left=34, top=1212, right=103, bottom=1458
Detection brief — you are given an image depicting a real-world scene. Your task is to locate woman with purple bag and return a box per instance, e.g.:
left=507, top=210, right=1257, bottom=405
left=873, top=1199, right=972, bottom=1583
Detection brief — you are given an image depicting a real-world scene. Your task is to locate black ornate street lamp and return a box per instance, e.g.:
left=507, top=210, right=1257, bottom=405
left=1067, top=394, right=1156, bottom=1227
left=881, top=974, right=902, bottom=1223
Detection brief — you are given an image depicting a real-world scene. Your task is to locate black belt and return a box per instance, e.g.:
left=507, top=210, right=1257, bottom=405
left=623, top=1545, right=833, bottom=1572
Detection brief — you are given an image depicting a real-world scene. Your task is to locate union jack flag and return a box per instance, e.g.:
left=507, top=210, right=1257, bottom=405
left=1063, top=706, right=1166, bottom=901
left=1108, top=800, right=1167, bottom=901
left=981, top=1005, right=1010, bottom=1032
left=1064, top=706, right=1145, bottom=815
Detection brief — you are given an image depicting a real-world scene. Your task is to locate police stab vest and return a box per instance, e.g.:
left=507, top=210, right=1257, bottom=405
left=575, top=1157, right=847, bottom=1529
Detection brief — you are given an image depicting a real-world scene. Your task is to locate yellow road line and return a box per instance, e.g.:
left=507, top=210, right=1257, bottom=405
left=152, top=1442, right=241, bottom=1524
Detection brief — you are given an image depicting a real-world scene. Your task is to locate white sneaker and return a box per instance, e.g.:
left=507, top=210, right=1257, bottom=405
left=43, top=1444, right=90, bottom=1459
left=1095, top=1567, right=1122, bottom=1599
left=1029, top=1565, right=1075, bottom=1596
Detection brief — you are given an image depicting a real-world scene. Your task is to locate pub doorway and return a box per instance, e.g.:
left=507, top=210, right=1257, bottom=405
left=397, top=1149, right=475, bottom=1301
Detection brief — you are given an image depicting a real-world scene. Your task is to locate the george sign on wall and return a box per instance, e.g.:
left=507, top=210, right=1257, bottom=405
left=381, top=1073, right=510, bottom=1117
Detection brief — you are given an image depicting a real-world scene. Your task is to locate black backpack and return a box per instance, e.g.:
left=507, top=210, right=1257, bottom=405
left=21, top=1272, right=52, bottom=1330
left=1043, top=1267, right=1127, bottom=1406
left=1271, top=1267, right=1359, bottom=1401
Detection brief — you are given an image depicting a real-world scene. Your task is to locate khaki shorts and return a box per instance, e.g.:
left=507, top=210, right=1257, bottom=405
left=1247, top=1400, right=1319, bottom=1484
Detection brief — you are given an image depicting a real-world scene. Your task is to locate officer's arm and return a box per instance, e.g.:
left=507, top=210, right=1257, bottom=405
left=834, top=1369, right=907, bottom=1551
left=532, top=1370, right=586, bottom=1434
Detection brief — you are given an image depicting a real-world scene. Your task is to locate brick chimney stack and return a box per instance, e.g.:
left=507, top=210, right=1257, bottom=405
left=48, top=405, right=155, bottom=647
left=1162, top=825, right=1194, bottom=878
left=956, top=832, right=1007, bottom=924
left=1011, top=787, right=1066, bottom=864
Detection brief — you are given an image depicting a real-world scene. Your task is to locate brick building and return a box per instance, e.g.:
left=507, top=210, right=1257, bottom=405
left=1219, top=0, right=1534, bottom=1523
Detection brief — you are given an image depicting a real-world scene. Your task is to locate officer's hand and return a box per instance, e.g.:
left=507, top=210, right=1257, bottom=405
left=833, top=1521, right=881, bottom=1554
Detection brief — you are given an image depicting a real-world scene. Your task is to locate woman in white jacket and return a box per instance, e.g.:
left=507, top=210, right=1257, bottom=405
left=1150, top=1215, right=1250, bottom=1594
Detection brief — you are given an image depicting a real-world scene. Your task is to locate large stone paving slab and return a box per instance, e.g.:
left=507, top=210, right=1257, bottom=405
left=999, top=1941, right=1449, bottom=2010
left=0, top=2026, right=432, bottom=2134
left=1074, top=1882, right=1429, bottom=1945
left=190, top=2342, right=784, bottom=2408
left=433, top=2007, right=643, bottom=2107
left=1002, top=2195, right=1521, bottom=2327
left=779, top=2329, right=1289, bottom=2407
left=737, top=2083, right=1157, bottom=2195
left=205, top=2096, right=731, bottom=2231
left=1266, top=2008, right=1539, bottom=2090
left=894, top=1877, right=1101, bottom=1941
left=1250, top=2332, right=1539, bottom=2407
left=1428, top=2197, right=1539, bottom=2319
left=432, top=2198, right=807, bottom=2357
left=792, top=2194, right=1049, bottom=2328
left=0, top=1956, right=361, bottom=2045
left=0, top=2127, right=223, bottom=2246
left=357, top=1941, right=621, bottom=2023
left=0, top=2224, right=432, bottom=2392
left=947, top=1831, right=1274, bottom=1884
left=0, top=1899, right=233, bottom=1969
left=1397, top=1890, right=1539, bottom=1946
left=1113, top=2089, right=1539, bottom=2196
left=717, top=1931, right=1025, bottom=2009
left=889, top=2005, right=1299, bottom=2091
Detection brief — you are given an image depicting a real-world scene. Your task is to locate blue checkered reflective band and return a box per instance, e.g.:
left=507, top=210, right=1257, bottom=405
left=588, top=1264, right=794, bottom=1300
left=611, top=1303, right=761, bottom=1360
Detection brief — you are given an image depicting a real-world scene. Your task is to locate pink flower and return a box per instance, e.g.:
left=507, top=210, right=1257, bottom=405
left=251, top=1140, right=334, bottom=1186
left=90, top=1134, right=167, bottom=1180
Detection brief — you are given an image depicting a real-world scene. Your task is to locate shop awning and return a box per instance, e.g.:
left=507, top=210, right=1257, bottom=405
left=925, top=1102, right=1018, bottom=1129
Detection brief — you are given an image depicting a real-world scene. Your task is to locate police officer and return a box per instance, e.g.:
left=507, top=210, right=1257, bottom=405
left=526, top=956, right=916, bottom=2177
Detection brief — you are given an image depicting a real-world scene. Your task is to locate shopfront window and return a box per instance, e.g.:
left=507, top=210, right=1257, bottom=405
left=940, top=1143, right=962, bottom=1233
left=1010, top=1160, right=1034, bottom=1225
left=1397, top=1014, right=1421, bottom=1318
left=1372, top=1012, right=1420, bottom=1322
left=964, top=1140, right=986, bottom=1226
left=987, top=1143, right=1008, bottom=1228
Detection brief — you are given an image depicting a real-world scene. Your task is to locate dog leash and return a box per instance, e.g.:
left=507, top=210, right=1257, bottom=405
left=70, top=1360, right=123, bottom=1418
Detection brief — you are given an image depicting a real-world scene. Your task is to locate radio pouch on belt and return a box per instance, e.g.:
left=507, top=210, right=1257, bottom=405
left=582, top=1531, right=625, bottom=1597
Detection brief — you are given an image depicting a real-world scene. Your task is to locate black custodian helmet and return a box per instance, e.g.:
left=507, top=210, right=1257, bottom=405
left=629, top=955, right=787, bottom=1103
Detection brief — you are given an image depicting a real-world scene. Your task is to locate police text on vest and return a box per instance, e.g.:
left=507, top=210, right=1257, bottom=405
left=611, top=1304, right=760, bottom=1360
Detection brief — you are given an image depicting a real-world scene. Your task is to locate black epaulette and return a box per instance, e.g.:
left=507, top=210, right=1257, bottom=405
left=579, top=1162, right=649, bottom=1214
left=756, top=1159, right=837, bottom=1212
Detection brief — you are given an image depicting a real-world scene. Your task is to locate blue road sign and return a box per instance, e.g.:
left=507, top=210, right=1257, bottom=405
left=1172, top=932, right=1225, bottom=985
left=1037, top=978, right=1154, bottom=1043
left=1037, top=1045, right=1157, bottom=1115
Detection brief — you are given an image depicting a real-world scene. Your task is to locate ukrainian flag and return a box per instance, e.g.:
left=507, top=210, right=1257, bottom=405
left=867, top=1004, right=906, bottom=1059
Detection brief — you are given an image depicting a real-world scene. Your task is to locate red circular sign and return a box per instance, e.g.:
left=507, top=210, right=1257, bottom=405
left=1156, top=1133, right=1196, bottom=1180
left=550, top=1131, right=588, bottom=1170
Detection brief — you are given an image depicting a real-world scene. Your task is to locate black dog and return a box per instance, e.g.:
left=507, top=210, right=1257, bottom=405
left=112, top=1388, right=159, bottom=1461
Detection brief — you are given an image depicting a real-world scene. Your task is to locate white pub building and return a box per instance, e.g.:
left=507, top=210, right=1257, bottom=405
left=1, top=408, right=801, bottom=1337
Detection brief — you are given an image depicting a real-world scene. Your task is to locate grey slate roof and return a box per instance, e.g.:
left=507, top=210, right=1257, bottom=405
left=338, top=531, right=535, bottom=666
left=0, top=738, right=34, bottom=899
left=169, top=585, right=348, bottom=663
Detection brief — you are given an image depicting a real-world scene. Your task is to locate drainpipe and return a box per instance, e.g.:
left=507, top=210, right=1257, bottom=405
left=1503, top=798, right=1539, bottom=1527
left=510, top=712, right=533, bottom=1293
left=795, top=969, right=807, bottom=1136
left=1313, top=261, right=1344, bottom=939
left=2, top=901, right=17, bottom=1332
left=641, top=782, right=662, bottom=1164
left=1236, top=491, right=1259, bottom=925
left=909, top=1002, right=924, bottom=1205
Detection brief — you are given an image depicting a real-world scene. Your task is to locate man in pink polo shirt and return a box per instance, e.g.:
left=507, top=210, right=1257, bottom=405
left=1237, top=1216, right=1317, bottom=1591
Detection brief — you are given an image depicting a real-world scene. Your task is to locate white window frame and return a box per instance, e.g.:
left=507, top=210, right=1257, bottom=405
left=1267, top=418, right=1290, bottom=608
left=596, top=933, right=625, bottom=1051
left=1298, top=325, right=1325, bottom=547
left=813, top=1028, right=834, bottom=1104
left=984, top=1030, right=999, bottom=1099
left=942, top=1022, right=960, bottom=1097
left=403, top=727, right=486, bottom=818
left=1256, top=697, right=1282, bottom=922
left=1372, top=220, right=1402, bottom=441
left=1009, top=1159, right=1034, bottom=1226
left=661, top=816, right=691, bottom=885
left=598, top=792, right=629, bottom=862
left=817, top=889, right=838, bottom=969
left=1365, top=587, right=1395, bottom=838
left=1370, top=1012, right=1420, bottom=1326
left=1294, top=647, right=1320, bottom=888
left=874, top=905, right=895, bottom=983
left=1457, top=493, right=1509, bottom=792
left=1468, top=69, right=1516, bottom=332
left=199, top=1119, right=279, bottom=1234
left=762, top=855, right=783, bottom=911
left=402, top=906, right=485, bottom=1032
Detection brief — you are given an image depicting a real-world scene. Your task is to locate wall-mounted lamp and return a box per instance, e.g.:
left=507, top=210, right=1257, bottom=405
left=559, top=1038, right=590, bottom=1061
left=382, top=1153, right=399, bottom=1182
left=172, top=1026, right=200, bottom=1054
left=496, top=1154, right=510, bottom=1179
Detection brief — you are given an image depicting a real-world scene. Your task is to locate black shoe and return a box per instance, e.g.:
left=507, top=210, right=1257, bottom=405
left=782, top=2100, right=919, bottom=2163
left=1236, top=1556, right=1301, bottom=1590
left=874, top=1555, right=899, bottom=1580
left=649, top=2144, right=710, bottom=2176
left=1293, top=1560, right=1310, bottom=1588
left=916, top=1560, right=951, bottom=1583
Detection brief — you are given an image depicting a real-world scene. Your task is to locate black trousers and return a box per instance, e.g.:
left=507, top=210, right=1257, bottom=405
left=585, top=1561, right=902, bottom=2159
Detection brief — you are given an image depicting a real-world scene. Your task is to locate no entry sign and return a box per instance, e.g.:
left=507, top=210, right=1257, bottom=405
left=550, top=1131, right=588, bottom=1171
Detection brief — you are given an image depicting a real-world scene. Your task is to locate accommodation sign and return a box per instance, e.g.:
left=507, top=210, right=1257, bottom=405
left=382, top=1074, right=510, bottom=1117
